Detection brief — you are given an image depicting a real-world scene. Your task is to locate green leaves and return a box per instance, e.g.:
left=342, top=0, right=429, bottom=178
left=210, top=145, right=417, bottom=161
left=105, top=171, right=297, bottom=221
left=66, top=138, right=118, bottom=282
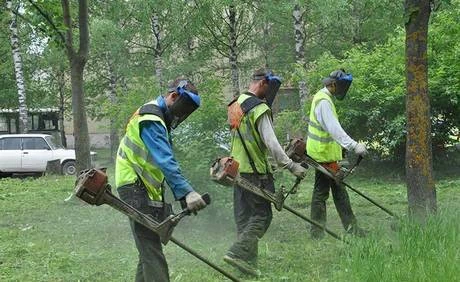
left=293, top=2, right=460, bottom=161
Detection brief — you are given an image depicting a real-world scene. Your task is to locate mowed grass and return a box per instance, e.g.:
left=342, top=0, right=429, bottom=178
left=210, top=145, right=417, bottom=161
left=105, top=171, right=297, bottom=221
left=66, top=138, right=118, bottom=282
left=0, top=166, right=459, bottom=282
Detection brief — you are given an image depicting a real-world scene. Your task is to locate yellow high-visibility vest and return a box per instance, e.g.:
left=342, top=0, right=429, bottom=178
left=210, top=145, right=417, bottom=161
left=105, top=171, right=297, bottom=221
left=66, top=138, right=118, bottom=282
left=306, top=90, right=342, bottom=162
left=230, top=93, right=272, bottom=174
left=115, top=101, right=166, bottom=200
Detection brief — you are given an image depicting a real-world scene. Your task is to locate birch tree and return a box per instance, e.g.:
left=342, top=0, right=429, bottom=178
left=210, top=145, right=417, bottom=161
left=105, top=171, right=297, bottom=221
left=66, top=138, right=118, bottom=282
left=7, top=0, right=28, bottom=133
left=122, top=1, right=188, bottom=91
left=150, top=12, right=164, bottom=90
left=293, top=3, right=308, bottom=109
left=196, top=0, right=255, bottom=98
left=228, top=4, right=240, bottom=98
left=106, top=55, right=119, bottom=161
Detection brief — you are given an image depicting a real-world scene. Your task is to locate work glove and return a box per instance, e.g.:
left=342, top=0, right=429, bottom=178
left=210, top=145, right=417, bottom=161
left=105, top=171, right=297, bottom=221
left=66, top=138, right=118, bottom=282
left=185, top=191, right=207, bottom=213
left=354, top=142, right=368, bottom=156
left=287, top=161, right=308, bottom=179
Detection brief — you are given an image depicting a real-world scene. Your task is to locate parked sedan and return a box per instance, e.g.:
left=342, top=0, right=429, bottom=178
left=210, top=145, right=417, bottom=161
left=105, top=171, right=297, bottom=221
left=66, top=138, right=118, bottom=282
left=0, top=134, right=96, bottom=176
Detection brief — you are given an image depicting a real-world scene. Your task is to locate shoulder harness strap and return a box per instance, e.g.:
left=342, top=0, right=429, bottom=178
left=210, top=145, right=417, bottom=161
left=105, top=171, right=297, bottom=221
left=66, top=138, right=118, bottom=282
left=240, top=94, right=264, bottom=114
left=139, top=103, right=165, bottom=122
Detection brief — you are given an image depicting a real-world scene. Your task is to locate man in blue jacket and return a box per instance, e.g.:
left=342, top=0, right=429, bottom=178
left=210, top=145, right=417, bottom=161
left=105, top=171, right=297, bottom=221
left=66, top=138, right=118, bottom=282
left=116, top=79, right=206, bottom=282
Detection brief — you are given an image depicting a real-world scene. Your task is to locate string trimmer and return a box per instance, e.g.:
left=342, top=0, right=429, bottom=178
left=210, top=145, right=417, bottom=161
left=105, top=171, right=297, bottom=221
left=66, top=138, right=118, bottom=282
left=74, top=168, right=241, bottom=282
left=285, top=138, right=398, bottom=218
left=210, top=158, right=348, bottom=243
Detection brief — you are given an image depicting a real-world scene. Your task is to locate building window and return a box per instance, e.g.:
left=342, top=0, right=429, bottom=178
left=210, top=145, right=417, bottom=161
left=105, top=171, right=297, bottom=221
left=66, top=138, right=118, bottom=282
left=42, top=114, right=58, bottom=130
left=0, top=116, right=7, bottom=132
left=9, top=118, right=17, bottom=133
left=31, top=114, right=39, bottom=130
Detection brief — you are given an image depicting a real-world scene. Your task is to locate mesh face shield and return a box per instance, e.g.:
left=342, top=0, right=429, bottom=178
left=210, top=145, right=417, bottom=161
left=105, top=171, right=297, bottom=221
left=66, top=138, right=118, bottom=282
left=334, top=73, right=352, bottom=100
left=264, top=73, right=282, bottom=106
left=323, top=70, right=353, bottom=100
left=253, top=71, right=282, bottom=107
left=166, top=80, right=201, bottom=129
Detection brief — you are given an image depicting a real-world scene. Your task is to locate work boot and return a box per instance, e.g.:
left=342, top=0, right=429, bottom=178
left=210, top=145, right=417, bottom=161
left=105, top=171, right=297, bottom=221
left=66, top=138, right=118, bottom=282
left=310, top=225, right=325, bottom=240
left=223, top=253, right=261, bottom=277
left=346, top=225, right=368, bottom=237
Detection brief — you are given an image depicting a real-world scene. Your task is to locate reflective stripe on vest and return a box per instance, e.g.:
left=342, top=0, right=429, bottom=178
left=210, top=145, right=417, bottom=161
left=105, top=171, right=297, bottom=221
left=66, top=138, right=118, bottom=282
left=115, top=101, right=166, bottom=201
left=306, top=90, right=342, bottom=162
left=230, top=93, right=272, bottom=174
left=307, top=131, right=335, bottom=143
left=118, top=137, right=163, bottom=189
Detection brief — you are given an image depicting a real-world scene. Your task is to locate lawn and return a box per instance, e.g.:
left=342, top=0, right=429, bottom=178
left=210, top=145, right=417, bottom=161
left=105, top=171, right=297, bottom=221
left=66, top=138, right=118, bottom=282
left=0, top=164, right=459, bottom=282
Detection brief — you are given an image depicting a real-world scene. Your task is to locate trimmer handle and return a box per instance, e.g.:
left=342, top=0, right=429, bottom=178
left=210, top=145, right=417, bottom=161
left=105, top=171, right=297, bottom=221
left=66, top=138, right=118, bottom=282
left=356, top=155, right=363, bottom=166
left=201, top=193, right=211, bottom=205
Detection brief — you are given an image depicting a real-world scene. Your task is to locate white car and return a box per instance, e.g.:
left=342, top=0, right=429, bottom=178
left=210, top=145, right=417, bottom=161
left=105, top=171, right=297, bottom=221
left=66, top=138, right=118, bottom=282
left=0, top=134, right=96, bottom=176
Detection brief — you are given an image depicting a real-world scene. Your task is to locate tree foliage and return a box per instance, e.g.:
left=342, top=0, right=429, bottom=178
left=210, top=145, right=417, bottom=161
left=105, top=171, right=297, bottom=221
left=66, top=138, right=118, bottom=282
left=281, top=2, right=460, bottom=161
left=0, top=0, right=457, bottom=167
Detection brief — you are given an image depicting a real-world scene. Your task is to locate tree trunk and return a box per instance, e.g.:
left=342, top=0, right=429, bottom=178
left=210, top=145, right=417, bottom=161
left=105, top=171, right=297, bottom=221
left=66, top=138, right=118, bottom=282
left=262, top=22, right=270, bottom=68
left=70, top=61, right=91, bottom=170
left=186, top=37, right=198, bottom=79
left=405, top=0, right=436, bottom=220
left=58, top=71, right=68, bottom=148
left=229, top=4, right=240, bottom=98
left=107, top=55, right=119, bottom=163
left=7, top=0, right=28, bottom=133
left=62, top=0, right=91, bottom=172
left=151, top=13, right=163, bottom=91
left=293, top=4, right=308, bottom=109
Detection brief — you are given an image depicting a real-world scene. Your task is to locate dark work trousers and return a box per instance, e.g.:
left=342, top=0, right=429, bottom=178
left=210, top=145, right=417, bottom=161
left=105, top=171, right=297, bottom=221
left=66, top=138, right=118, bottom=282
left=228, top=173, right=275, bottom=264
left=118, top=183, right=170, bottom=282
left=310, top=169, right=357, bottom=237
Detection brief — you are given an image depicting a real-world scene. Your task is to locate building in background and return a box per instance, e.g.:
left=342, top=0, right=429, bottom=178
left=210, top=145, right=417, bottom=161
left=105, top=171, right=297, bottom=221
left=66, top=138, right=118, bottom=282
left=0, top=108, right=110, bottom=149
left=0, top=108, right=59, bottom=134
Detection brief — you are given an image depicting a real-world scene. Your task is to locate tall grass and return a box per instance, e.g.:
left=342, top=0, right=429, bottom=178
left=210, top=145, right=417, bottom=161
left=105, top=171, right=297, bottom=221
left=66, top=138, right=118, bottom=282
left=334, top=209, right=460, bottom=282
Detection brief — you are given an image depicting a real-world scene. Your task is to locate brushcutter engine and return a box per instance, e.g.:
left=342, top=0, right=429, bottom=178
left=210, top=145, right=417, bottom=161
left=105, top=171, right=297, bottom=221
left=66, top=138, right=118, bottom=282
left=285, top=138, right=308, bottom=163
left=211, top=157, right=285, bottom=210
left=75, top=168, right=109, bottom=206
left=210, top=157, right=239, bottom=186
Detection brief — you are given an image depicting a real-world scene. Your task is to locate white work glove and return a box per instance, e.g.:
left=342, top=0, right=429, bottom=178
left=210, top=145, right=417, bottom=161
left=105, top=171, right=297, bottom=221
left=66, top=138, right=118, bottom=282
left=354, top=142, right=368, bottom=156
left=185, top=191, right=207, bottom=213
left=287, top=161, right=308, bottom=179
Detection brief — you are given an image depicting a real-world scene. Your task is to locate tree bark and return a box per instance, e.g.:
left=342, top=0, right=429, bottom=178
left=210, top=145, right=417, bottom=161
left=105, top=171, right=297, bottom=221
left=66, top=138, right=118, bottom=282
left=151, top=12, right=163, bottom=91
left=107, top=54, right=119, bottom=163
left=229, top=4, right=240, bottom=98
left=405, top=0, right=436, bottom=220
left=262, top=22, right=270, bottom=68
left=7, top=0, right=28, bottom=133
left=57, top=71, right=68, bottom=148
left=293, top=4, right=308, bottom=108
left=62, top=0, right=91, bottom=172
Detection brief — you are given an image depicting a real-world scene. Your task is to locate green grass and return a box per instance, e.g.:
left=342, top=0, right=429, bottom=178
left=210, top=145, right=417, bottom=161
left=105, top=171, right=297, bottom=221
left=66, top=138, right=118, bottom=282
left=0, top=168, right=459, bottom=281
left=334, top=210, right=460, bottom=282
